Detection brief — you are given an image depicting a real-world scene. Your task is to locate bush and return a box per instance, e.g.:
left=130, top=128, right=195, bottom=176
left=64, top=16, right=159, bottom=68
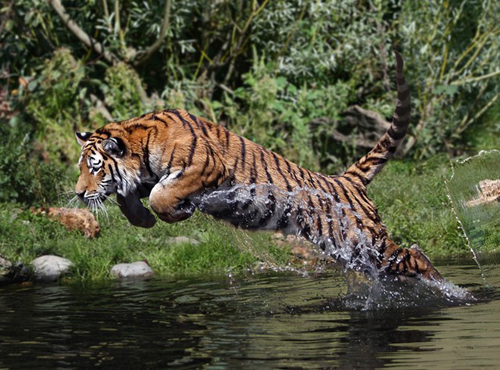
left=25, top=48, right=86, bottom=163
left=0, top=124, right=68, bottom=205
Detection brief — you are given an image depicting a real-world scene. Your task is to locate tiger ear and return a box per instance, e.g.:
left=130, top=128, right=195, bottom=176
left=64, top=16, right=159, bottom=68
left=76, top=132, right=92, bottom=147
left=102, top=137, right=126, bottom=158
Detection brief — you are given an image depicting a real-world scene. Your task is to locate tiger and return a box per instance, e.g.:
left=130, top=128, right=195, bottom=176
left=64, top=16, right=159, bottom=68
left=75, top=52, right=442, bottom=282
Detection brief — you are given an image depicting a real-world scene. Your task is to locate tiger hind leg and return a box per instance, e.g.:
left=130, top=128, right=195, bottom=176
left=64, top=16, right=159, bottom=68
left=379, top=240, right=443, bottom=281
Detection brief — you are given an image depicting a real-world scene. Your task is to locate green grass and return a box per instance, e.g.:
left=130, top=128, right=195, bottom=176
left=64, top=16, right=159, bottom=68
left=0, top=204, right=291, bottom=283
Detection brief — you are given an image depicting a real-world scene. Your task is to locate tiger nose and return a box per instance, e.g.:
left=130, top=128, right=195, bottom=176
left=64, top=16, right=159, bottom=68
left=76, top=190, right=86, bottom=200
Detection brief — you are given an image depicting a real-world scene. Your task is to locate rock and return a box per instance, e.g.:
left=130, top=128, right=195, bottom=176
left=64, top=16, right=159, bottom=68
left=466, top=179, right=500, bottom=207
left=110, top=261, right=154, bottom=279
left=165, top=236, right=200, bottom=246
left=31, top=207, right=100, bottom=238
left=0, top=256, right=31, bottom=286
left=31, top=255, right=73, bottom=283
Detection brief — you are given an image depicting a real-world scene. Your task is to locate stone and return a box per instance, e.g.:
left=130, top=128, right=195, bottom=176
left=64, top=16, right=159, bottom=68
left=0, top=256, right=31, bottom=286
left=110, top=261, right=154, bottom=279
left=466, top=179, right=500, bottom=207
left=31, top=207, right=100, bottom=238
left=31, top=255, right=73, bottom=283
left=165, top=236, right=200, bottom=246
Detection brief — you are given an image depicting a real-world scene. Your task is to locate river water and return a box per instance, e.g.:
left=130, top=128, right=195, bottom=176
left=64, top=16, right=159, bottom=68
left=0, top=263, right=499, bottom=369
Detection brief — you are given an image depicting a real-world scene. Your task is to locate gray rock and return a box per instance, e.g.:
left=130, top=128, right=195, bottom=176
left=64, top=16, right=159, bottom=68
left=0, top=255, right=31, bottom=286
left=31, top=255, right=73, bottom=283
left=110, top=261, right=154, bottom=279
left=165, top=236, right=200, bottom=246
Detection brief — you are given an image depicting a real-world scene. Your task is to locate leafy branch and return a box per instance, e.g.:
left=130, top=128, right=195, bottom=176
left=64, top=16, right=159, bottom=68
left=133, top=0, right=171, bottom=66
left=47, top=0, right=120, bottom=64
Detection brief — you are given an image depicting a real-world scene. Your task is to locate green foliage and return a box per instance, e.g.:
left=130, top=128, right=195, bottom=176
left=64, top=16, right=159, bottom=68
left=398, top=0, right=500, bottom=157
left=0, top=125, right=67, bottom=205
left=101, top=62, right=145, bottom=120
left=25, top=49, right=86, bottom=163
left=221, top=53, right=354, bottom=171
left=3, top=0, right=498, bottom=167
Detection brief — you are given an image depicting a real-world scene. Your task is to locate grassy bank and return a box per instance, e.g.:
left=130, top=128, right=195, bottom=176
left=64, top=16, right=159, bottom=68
left=0, top=155, right=482, bottom=283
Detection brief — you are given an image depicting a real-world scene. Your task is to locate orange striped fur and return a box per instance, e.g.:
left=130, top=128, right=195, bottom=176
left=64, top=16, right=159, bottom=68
left=75, top=53, right=442, bottom=281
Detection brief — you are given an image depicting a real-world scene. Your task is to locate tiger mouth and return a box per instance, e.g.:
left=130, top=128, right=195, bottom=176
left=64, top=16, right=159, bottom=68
left=78, top=192, right=108, bottom=208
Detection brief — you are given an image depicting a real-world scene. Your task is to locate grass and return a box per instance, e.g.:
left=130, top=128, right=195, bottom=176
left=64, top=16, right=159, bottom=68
left=1, top=155, right=486, bottom=283
left=0, top=205, right=291, bottom=283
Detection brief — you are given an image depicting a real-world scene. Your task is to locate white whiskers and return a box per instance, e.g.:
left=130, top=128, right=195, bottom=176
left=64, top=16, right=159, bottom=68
left=66, top=195, right=81, bottom=209
left=86, top=194, right=109, bottom=221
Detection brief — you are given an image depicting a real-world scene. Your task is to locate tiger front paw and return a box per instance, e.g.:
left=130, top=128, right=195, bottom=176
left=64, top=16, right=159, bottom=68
left=151, top=198, right=196, bottom=224
left=117, top=193, right=157, bottom=228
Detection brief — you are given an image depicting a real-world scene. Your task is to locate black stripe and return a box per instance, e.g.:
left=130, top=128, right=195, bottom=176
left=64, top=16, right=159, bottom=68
left=165, top=145, right=176, bottom=176
left=285, top=161, right=302, bottom=187
left=225, top=130, right=230, bottom=152
left=250, top=152, right=257, bottom=184
left=229, top=157, right=239, bottom=185
left=346, top=169, right=368, bottom=186
left=329, top=180, right=347, bottom=241
left=172, top=110, right=196, bottom=136
left=272, top=152, right=292, bottom=191
left=342, top=176, right=380, bottom=223
left=239, top=137, right=246, bottom=171
left=189, top=113, right=209, bottom=137
left=205, top=145, right=217, bottom=179
left=386, top=248, right=403, bottom=274
left=387, top=126, right=407, bottom=141
left=200, top=148, right=211, bottom=176
left=312, top=174, right=335, bottom=240
left=318, top=174, right=336, bottom=197
left=260, top=150, right=274, bottom=184
left=153, top=114, right=168, bottom=126
left=298, top=167, right=308, bottom=187
left=108, top=157, right=123, bottom=183
left=333, top=178, right=362, bottom=223
left=142, top=131, right=154, bottom=176
left=107, top=164, right=117, bottom=183
left=186, top=136, right=197, bottom=167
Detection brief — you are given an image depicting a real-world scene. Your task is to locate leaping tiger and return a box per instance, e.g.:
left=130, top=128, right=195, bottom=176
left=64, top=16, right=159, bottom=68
left=75, top=52, right=442, bottom=281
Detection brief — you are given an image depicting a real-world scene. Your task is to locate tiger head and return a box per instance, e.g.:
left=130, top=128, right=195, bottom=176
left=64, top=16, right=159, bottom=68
left=74, top=127, right=141, bottom=210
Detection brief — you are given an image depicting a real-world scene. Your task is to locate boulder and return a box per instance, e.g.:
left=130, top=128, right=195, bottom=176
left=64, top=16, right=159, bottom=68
left=0, top=256, right=31, bottom=286
left=32, top=255, right=73, bottom=283
left=110, top=261, right=154, bottom=279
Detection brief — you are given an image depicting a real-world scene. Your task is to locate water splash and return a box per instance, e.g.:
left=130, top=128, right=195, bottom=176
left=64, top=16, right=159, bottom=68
left=193, top=182, right=473, bottom=307
left=447, top=149, right=500, bottom=280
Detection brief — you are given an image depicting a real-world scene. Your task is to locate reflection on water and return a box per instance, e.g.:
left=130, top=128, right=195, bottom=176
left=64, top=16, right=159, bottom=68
left=0, top=264, right=498, bottom=369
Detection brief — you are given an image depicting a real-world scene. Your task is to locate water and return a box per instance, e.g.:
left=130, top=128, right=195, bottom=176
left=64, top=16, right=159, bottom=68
left=1, top=264, right=499, bottom=369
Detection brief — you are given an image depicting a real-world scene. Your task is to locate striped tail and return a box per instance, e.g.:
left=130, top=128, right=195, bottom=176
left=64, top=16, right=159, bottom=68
left=344, top=51, right=411, bottom=186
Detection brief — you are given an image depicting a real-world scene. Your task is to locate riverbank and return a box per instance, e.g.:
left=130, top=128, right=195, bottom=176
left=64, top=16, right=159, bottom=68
left=0, top=157, right=488, bottom=283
